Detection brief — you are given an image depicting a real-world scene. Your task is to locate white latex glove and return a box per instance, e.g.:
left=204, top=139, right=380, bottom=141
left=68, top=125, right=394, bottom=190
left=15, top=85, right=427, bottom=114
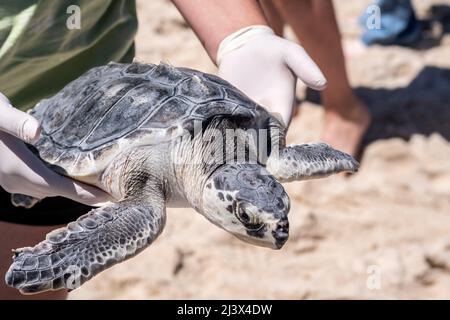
left=0, top=92, right=112, bottom=206
left=217, top=25, right=327, bottom=126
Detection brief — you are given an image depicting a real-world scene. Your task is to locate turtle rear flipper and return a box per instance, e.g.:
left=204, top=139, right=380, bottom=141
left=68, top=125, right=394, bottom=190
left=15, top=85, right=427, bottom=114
left=266, top=142, right=359, bottom=183
left=11, top=194, right=40, bottom=208
left=5, top=196, right=166, bottom=294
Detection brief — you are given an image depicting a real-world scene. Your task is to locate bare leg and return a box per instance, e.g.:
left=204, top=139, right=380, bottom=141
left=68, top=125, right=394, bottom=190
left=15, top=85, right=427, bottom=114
left=0, top=221, right=67, bottom=299
left=259, top=0, right=284, bottom=36
left=263, top=0, right=371, bottom=156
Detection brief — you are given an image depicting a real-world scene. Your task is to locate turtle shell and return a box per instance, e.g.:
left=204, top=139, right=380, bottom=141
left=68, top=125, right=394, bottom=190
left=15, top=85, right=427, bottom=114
left=29, top=62, right=270, bottom=182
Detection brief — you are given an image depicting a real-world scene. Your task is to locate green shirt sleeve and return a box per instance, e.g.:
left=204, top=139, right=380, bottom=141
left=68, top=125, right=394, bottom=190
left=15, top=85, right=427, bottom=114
left=0, top=0, right=137, bottom=110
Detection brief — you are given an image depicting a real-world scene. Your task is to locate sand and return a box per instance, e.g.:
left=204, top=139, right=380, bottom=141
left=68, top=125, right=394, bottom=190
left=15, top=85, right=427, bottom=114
left=70, top=0, right=450, bottom=299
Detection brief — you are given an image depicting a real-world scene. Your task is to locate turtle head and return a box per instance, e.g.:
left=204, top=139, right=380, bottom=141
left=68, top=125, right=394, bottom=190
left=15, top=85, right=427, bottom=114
left=202, top=163, right=290, bottom=249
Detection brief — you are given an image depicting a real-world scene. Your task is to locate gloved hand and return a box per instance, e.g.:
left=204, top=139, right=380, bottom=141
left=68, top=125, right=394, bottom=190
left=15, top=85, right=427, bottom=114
left=217, top=25, right=327, bottom=126
left=0, top=92, right=112, bottom=206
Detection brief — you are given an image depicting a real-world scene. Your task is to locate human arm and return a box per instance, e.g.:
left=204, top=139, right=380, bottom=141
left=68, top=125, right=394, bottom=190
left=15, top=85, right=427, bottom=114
left=172, top=0, right=267, bottom=62
left=172, top=0, right=327, bottom=126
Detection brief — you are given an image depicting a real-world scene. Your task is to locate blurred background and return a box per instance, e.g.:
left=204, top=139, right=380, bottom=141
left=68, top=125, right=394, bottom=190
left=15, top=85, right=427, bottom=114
left=71, top=0, right=450, bottom=299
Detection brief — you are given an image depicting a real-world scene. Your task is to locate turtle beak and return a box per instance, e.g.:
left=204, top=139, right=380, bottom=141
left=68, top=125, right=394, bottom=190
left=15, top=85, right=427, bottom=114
left=272, top=217, right=289, bottom=249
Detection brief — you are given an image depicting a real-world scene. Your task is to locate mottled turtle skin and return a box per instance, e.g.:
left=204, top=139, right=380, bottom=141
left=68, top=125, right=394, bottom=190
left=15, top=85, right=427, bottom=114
left=6, top=62, right=358, bottom=294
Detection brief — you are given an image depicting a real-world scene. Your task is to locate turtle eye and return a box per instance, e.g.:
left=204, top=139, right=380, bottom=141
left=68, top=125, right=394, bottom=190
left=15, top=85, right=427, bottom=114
left=236, top=205, right=250, bottom=224
left=236, top=205, right=263, bottom=230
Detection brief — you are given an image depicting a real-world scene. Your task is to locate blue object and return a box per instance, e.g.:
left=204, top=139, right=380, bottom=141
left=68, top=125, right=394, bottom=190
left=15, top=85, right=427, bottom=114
left=360, top=0, right=422, bottom=46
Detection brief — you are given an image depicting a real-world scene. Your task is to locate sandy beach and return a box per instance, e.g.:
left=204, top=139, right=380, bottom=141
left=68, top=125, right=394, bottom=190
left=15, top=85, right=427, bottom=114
left=70, top=0, right=450, bottom=299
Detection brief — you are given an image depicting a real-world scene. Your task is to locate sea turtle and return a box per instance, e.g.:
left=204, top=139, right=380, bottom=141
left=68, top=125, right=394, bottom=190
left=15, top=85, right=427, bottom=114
left=5, top=62, right=358, bottom=294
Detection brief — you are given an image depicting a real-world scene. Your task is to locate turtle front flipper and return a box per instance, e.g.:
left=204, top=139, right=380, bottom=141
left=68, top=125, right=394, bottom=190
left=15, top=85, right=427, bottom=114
left=266, top=142, right=359, bottom=182
left=5, top=197, right=166, bottom=294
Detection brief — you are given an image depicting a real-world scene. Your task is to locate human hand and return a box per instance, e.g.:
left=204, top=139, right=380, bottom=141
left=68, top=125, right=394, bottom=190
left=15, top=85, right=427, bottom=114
left=0, top=92, right=112, bottom=206
left=217, top=25, right=327, bottom=126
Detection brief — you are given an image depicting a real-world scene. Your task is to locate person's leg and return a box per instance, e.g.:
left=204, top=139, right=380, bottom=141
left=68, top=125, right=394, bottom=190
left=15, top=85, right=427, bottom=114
left=266, top=0, right=371, bottom=156
left=0, top=221, right=67, bottom=299
left=259, top=0, right=284, bottom=36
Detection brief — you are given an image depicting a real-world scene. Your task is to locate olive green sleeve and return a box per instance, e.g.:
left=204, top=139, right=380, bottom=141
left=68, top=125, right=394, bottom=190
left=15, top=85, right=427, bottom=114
left=0, top=0, right=137, bottom=110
